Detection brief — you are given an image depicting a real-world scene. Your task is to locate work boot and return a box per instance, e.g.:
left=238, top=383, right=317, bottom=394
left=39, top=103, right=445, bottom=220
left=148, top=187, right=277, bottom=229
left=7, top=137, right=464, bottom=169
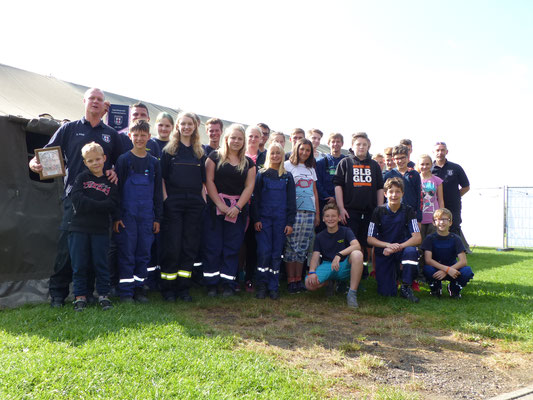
left=133, top=287, right=149, bottom=303
left=400, top=284, right=420, bottom=303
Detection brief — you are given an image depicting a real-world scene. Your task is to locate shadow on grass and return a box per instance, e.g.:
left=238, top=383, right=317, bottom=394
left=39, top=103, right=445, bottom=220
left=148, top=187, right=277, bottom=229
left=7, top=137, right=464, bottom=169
left=0, top=297, right=210, bottom=347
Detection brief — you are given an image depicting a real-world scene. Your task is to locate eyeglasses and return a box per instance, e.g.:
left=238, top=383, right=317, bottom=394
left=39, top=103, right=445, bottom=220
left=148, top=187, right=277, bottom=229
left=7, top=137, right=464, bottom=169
left=434, top=218, right=450, bottom=222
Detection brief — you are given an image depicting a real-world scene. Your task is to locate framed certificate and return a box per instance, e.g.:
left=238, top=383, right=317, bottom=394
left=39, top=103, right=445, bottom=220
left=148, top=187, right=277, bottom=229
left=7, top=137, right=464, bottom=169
left=35, top=146, right=66, bottom=180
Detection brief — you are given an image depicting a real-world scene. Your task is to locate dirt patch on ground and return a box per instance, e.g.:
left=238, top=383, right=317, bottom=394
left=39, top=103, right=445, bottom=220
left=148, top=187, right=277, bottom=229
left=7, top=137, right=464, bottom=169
left=192, top=295, right=533, bottom=399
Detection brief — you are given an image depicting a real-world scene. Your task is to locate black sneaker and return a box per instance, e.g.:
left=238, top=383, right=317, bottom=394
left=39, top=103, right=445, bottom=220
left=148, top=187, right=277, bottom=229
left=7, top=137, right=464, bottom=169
left=448, top=282, right=462, bottom=299
left=50, top=297, right=64, bottom=308
left=73, top=298, right=87, bottom=312
left=429, top=282, right=442, bottom=298
left=99, top=296, right=113, bottom=311
left=287, top=282, right=298, bottom=294
left=325, top=281, right=336, bottom=297
left=120, top=296, right=135, bottom=303
left=178, top=290, right=193, bottom=302
left=400, top=285, right=420, bottom=303
left=256, top=285, right=267, bottom=299
left=296, top=280, right=307, bottom=293
left=222, top=286, right=235, bottom=298
left=133, top=287, right=149, bottom=303
left=269, top=290, right=280, bottom=300
left=206, top=286, right=218, bottom=298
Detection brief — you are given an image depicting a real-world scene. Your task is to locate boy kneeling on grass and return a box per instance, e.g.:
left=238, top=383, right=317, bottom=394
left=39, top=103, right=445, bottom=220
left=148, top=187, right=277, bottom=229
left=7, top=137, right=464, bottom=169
left=367, top=177, right=422, bottom=303
left=421, top=208, right=474, bottom=299
left=305, top=203, right=364, bottom=308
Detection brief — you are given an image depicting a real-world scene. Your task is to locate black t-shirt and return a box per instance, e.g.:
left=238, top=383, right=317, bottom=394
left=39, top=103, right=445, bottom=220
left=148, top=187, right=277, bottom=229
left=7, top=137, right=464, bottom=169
left=313, top=226, right=356, bottom=262
left=209, top=151, right=255, bottom=195
left=431, top=160, right=469, bottom=214
left=161, top=144, right=206, bottom=197
left=332, top=155, right=384, bottom=214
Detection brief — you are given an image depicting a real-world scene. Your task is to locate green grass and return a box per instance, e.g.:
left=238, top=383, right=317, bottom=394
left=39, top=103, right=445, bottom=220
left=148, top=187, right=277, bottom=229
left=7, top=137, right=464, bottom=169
left=355, top=247, right=533, bottom=350
left=0, top=303, right=320, bottom=399
left=0, top=247, right=531, bottom=399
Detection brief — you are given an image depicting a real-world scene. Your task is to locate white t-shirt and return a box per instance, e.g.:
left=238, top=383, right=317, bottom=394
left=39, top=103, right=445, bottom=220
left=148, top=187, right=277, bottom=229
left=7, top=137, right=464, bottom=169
left=284, top=161, right=317, bottom=212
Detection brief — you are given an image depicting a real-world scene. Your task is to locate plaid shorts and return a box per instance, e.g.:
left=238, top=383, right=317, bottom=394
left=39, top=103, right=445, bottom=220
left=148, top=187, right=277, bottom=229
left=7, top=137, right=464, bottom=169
left=284, top=210, right=315, bottom=263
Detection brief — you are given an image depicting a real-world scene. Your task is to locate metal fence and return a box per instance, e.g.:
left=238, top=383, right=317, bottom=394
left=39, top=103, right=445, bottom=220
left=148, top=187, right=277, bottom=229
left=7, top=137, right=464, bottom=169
left=461, top=187, right=533, bottom=249
left=505, top=187, right=533, bottom=249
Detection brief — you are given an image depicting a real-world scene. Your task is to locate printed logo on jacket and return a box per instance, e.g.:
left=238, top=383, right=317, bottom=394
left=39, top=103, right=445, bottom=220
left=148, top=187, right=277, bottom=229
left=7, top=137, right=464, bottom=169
left=352, top=164, right=372, bottom=187
left=83, top=180, right=111, bottom=195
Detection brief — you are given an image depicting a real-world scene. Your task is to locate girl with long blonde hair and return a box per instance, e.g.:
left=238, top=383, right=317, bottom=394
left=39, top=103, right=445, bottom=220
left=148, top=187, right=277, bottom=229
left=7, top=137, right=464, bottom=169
left=159, top=111, right=206, bottom=302
left=203, top=124, right=256, bottom=297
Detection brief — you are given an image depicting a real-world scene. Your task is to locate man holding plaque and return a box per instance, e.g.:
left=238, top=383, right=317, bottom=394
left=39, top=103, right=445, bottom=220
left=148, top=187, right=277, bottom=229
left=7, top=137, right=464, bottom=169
left=29, top=87, right=123, bottom=308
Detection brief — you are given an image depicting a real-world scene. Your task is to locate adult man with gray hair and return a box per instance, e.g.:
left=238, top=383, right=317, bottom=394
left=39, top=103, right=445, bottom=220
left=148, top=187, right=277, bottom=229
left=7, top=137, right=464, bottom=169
left=29, top=88, right=123, bottom=307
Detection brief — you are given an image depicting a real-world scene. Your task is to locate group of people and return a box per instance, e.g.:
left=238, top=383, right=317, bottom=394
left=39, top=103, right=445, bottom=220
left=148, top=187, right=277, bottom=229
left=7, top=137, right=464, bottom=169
left=28, top=88, right=474, bottom=311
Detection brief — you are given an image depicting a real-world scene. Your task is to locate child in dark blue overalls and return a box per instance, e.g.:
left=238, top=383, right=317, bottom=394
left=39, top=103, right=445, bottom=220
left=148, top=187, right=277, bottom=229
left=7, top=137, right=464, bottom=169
left=114, top=120, right=163, bottom=303
left=367, top=177, right=422, bottom=303
left=252, top=143, right=296, bottom=299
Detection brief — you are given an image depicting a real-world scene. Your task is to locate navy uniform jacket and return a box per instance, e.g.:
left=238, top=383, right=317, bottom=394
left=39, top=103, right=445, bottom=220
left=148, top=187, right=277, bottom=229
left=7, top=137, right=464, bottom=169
left=45, top=117, right=123, bottom=197
left=384, top=168, right=422, bottom=222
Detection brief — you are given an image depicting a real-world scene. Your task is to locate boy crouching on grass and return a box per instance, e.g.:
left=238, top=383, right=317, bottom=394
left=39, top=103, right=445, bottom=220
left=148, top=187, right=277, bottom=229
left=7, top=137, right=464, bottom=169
left=367, top=177, right=422, bottom=303
left=421, top=208, right=474, bottom=299
left=305, top=203, right=364, bottom=308
left=69, top=142, right=119, bottom=311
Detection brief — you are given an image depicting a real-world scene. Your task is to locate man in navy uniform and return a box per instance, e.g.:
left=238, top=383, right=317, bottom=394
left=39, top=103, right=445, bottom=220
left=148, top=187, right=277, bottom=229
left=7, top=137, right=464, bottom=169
left=431, top=142, right=470, bottom=242
left=29, top=88, right=123, bottom=307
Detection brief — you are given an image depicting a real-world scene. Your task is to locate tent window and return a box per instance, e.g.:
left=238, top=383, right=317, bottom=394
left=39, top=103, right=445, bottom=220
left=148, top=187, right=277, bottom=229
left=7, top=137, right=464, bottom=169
left=26, top=130, right=54, bottom=183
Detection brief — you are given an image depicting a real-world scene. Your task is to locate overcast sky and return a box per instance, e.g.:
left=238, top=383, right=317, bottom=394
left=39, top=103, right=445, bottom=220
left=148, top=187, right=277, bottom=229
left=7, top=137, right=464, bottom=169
left=2, top=0, right=532, bottom=188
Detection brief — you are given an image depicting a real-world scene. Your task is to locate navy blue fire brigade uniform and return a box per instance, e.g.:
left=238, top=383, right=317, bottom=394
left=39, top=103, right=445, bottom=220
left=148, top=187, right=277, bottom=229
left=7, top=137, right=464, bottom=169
left=251, top=168, right=297, bottom=292
left=159, top=144, right=206, bottom=300
left=368, top=204, right=420, bottom=296
left=115, top=151, right=163, bottom=298
left=45, top=117, right=123, bottom=302
left=203, top=153, right=255, bottom=290
left=384, top=168, right=423, bottom=222
left=421, top=232, right=474, bottom=296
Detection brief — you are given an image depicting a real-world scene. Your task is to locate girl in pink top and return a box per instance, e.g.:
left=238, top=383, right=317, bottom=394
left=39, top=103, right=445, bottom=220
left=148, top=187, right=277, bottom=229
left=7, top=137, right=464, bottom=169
left=418, top=154, right=445, bottom=239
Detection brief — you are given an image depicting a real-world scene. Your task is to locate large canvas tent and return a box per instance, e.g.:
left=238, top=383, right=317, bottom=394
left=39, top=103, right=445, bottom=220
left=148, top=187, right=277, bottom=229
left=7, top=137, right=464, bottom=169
left=0, top=63, right=334, bottom=308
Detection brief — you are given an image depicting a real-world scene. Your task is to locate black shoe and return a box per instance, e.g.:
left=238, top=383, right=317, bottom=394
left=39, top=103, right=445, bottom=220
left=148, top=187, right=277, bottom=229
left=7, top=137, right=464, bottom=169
left=325, top=281, right=336, bottom=297
left=400, top=285, right=420, bottom=303
left=269, top=290, right=280, bottom=300
left=99, top=296, right=113, bottom=311
left=120, top=296, right=135, bottom=303
left=206, top=286, right=218, bottom=298
left=133, top=287, right=149, bottom=303
left=50, top=297, right=64, bottom=308
left=255, top=285, right=267, bottom=299
left=73, top=298, right=87, bottom=312
left=222, top=286, right=235, bottom=298
left=287, top=282, right=298, bottom=294
left=429, top=282, right=442, bottom=298
left=178, top=290, right=193, bottom=302
left=448, top=282, right=462, bottom=299
left=296, top=280, right=307, bottom=293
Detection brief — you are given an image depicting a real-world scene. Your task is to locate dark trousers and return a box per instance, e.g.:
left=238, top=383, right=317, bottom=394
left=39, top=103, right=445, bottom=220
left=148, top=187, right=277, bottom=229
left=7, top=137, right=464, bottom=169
left=423, top=265, right=474, bottom=288
left=68, top=231, right=110, bottom=297
left=243, top=222, right=257, bottom=282
left=160, top=198, right=204, bottom=294
left=375, top=246, right=419, bottom=296
left=256, top=216, right=286, bottom=291
left=115, top=213, right=154, bottom=297
left=203, top=210, right=247, bottom=289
